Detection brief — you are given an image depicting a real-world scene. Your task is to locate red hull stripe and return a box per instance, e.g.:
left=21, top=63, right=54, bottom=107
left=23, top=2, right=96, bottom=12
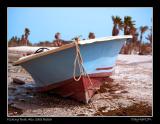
left=96, top=67, right=113, bottom=70
left=88, top=72, right=112, bottom=77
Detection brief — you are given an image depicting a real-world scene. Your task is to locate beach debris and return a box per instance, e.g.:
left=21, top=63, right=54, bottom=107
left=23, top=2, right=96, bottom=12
left=76, top=113, right=87, bottom=116
left=8, top=87, right=17, bottom=91
left=114, top=91, right=122, bottom=94
left=121, top=90, right=128, bottom=93
left=23, top=83, right=35, bottom=88
left=12, top=78, right=25, bottom=85
left=8, top=104, right=24, bottom=116
left=8, top=96, right=16, bottom=105
left=19, top=99, right=26, bottom=102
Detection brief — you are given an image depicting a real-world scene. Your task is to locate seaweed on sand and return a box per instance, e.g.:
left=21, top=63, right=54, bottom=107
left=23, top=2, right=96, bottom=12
left=94, top=102, right=152, bottom=116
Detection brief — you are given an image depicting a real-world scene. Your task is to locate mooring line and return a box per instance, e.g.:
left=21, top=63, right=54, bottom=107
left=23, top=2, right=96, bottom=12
left=73, top=40, right=109, bottom=114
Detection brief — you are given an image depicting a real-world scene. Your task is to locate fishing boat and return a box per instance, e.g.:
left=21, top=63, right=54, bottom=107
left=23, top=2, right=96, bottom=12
left=13, top=35, right=132, bottom=103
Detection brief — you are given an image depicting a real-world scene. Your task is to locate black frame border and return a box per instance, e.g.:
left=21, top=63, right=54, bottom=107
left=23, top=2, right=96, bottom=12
left=0, top=0, right=160, bottom=123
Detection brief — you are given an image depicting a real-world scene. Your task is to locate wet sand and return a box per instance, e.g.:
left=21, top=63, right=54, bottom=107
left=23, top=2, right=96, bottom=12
left=8, top=48, right=152, bottom=116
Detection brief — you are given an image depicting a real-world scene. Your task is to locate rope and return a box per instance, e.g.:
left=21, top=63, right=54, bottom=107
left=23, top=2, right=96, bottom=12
left=73, top=41, right=95, bottom=87
left=73, top=41, right=85, bottom=81
left=73, top=40, right=107, bottom=89
left=73, top=40, right=109, bottom=114
left=73, top=41, right=107, bottom=92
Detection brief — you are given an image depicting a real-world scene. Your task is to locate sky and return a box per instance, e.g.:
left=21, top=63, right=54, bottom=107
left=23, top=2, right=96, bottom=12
left=7, top=7, right=152, bottom=43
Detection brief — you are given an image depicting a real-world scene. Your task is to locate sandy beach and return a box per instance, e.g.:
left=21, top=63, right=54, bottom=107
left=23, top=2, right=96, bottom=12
left=8, top=47, right=152, bottom=116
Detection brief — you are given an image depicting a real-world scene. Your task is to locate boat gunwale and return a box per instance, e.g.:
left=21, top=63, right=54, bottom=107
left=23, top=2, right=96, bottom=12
left=13, top=35, right=132, bottom=66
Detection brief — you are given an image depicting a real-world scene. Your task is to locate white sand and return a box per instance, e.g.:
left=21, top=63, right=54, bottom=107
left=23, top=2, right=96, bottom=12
left=113, top=54, right=152, bottom=105
left=117, top=54, right=152, bottom=63
left=117, top=54, right=152, bottom=69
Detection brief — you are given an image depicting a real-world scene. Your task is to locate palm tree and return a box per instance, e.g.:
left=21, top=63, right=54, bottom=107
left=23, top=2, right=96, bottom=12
left=111, top=16, right=123, bottom=36
left=124, top=16, right=135, bottom=35
left=145, top=27, right=152, bottom=45
left=146, top=34, right=152, bottom=45
left=122, top=16, right=135, bottom=54
left=140, top=26, right=148, bottom=43
left=139, top=26, right=148, bottom=54
left=129, top=26, right=138, bottom=54
left=24, top=28, right=30, bottom=46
